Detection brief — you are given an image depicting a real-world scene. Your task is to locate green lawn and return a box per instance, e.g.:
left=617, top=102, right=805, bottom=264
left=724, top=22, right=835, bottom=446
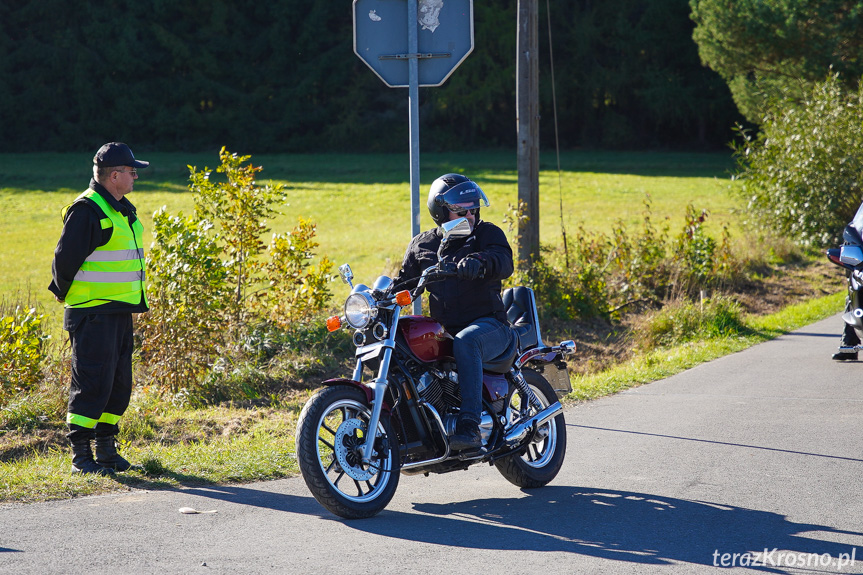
left=1, top=150, right=741, bottom=319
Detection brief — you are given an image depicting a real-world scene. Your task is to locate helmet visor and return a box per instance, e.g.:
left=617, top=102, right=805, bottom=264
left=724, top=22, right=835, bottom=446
left=436, top=181, right=490, bottom=214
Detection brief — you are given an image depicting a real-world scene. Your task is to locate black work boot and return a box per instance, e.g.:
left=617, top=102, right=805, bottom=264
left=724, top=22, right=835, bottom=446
left=71, top=437, right=115, bottom=476
left=449, top=416, right=482, bottom=451
left=94, top=435, right=133, bottom=472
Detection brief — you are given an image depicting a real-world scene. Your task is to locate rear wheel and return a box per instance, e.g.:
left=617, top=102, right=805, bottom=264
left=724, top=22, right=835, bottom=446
left=296, top=385, right=400, bottom=519
left=494, top=369, right=566, bottom=488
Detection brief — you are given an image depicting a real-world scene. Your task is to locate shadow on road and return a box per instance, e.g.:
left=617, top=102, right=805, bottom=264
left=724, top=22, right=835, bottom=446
left=571, top=424, right=863, bottom=463
left=166, top=478, right=861, bottom=572
left=782, top=332, right=838, bottom=339
left=345, top=487, right=861, bottom=573
left=174, top=484, right=330, bottom=518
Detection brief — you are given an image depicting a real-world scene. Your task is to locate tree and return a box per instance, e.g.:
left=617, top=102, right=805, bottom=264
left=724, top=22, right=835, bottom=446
left=0, top=0, right=739, bottom=152
left=732, top=74, right=863, bottom=247
left=690, top=0, right=863, bottom=122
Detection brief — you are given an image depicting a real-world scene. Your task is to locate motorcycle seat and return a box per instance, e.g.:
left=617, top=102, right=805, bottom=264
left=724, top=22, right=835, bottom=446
left=482, top=287, right=543, bottom=374
left=502, top=286, right=541, bottom=351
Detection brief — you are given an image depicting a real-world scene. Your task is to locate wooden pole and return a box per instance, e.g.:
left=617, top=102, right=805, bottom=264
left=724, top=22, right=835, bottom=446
left=517, top=0, right=540, bottom=271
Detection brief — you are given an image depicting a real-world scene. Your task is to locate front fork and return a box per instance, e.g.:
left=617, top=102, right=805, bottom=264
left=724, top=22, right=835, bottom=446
left=359, top=347, right=394, bottom=465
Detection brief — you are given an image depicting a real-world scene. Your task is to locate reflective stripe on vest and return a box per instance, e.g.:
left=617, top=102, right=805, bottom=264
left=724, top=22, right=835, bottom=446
left=64, top=190, right=147, bottom=308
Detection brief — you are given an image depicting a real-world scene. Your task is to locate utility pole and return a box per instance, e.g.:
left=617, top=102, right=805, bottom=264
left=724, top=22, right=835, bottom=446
left=517, top=0, right=539, bottom=271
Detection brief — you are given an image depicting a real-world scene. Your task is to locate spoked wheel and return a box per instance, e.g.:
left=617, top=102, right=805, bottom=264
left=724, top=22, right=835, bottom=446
left=295, top=385, right=400, bottom=519
left=494, top=369, right=566, bottom=488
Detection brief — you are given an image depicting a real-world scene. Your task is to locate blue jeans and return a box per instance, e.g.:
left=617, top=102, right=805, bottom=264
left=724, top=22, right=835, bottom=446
left=452, top=317, right=514, bottom=422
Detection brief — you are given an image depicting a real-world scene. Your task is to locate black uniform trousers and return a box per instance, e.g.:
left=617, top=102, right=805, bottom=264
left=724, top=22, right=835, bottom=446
left=67, top=313, right=134, bottom=442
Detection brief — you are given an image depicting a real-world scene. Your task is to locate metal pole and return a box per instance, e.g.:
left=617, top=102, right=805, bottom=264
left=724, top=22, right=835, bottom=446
left=408, top=0, right=423, bottom=315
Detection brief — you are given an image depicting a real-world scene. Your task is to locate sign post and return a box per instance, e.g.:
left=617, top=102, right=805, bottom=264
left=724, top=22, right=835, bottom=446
left=353, top=0, right=474, bottom=313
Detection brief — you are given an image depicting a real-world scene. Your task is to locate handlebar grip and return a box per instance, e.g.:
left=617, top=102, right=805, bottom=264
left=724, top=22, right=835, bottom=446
left=439, top=261, right=458, bottom=275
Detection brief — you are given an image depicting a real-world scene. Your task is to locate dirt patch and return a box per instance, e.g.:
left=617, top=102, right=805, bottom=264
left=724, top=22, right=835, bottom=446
left=0, top=428, right=68, bottom=462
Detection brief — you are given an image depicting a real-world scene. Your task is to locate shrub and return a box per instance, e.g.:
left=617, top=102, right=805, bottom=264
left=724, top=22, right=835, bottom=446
left=256, top=218, right=334, bottom=329
left=1, top=297, right=67, bottom=429
left=637, top=294, right=745, bottom=350
left=0, top=303, right=50, bottom=403
left=137, top=211, right=230, bottom=394
left=511, top=197, right=736, bottom=321
left=137, top=148, right=333, bottom=396
left=733, top=73, right=863, bottom=247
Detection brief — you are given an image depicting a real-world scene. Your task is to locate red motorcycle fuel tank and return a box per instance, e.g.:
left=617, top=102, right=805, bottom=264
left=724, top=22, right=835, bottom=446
left=398, top=316, right=454, bottom=362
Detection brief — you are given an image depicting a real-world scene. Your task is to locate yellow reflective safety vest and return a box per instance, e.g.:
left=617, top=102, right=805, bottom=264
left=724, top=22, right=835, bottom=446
left=62, top=190, right=147, bottom=308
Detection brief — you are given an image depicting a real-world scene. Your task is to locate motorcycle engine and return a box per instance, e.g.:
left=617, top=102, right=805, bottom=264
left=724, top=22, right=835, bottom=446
left=417, top=369, right=461, bottom=414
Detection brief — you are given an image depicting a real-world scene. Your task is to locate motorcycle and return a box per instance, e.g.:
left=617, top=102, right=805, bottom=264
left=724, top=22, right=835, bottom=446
left=295, top=217, right=576, bottom=519
left=827, top=201, right=863, bottom=346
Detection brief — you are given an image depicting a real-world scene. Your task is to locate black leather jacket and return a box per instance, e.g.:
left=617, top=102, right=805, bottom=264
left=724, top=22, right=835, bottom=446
left=393, top=220, right=514, bottom=334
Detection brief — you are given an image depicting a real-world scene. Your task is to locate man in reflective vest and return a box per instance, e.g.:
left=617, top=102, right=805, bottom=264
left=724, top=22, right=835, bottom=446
left=49, top=142, right=150, bottom=475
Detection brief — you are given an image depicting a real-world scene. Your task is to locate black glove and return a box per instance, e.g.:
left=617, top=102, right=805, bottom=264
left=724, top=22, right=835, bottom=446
left=457, top=257, right=484, bottom=280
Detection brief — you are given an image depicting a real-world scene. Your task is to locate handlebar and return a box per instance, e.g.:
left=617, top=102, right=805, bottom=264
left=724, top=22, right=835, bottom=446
left=411, top=264, right=457, bottom=297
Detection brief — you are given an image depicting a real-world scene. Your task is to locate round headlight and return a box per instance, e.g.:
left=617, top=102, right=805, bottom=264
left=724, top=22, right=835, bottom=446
left=344, top=292, right=376, bottom=329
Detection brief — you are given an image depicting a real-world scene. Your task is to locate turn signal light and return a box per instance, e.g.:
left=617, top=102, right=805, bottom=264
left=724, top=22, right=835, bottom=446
left=395, top=290, right=412, bottom=306
left=326, top=316, right=342, bottom=332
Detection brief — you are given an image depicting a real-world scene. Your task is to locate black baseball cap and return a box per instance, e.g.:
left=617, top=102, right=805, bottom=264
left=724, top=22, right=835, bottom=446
left=93, top=142, right=150, bottom=168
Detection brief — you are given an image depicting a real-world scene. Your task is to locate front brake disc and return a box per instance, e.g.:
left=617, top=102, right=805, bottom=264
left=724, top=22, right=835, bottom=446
left=334, top=418, right=376, bottom=481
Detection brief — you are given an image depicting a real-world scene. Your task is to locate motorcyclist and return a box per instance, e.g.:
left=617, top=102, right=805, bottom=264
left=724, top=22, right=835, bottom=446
left=832, top=206, right=863, bottom=361
left=393, top=174, right=515, bottom=450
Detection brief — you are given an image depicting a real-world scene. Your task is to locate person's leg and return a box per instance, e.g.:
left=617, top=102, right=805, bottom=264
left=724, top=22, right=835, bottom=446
left=95, top=314, right=135, bottom=471
left=450, top=318, right=513, bottom=449
left=834, top=324, right=860, bottom=360
left=834, top=296, right=860, bottom=360
left=67, top=314, right=119, bottom=475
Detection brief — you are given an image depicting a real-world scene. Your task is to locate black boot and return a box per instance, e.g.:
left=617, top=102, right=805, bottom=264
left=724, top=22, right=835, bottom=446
left=71, top=437, right=115, bottom=476
left=94, top=435, right=133, bottom=472
left=836, top=324, right=860, bottom=360
left=449, top=416, right=482, bottom=451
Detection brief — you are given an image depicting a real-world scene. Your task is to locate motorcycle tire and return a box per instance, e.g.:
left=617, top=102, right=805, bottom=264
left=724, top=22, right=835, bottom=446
left=295, top=385, right=400, bottom=519
left=494, top=368, right=567, bottom=488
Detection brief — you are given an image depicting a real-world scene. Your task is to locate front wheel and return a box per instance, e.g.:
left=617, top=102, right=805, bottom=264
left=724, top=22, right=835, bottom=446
left=494, top=368, right=567, bottom=488
left=295, top=385, right=400, bottom=519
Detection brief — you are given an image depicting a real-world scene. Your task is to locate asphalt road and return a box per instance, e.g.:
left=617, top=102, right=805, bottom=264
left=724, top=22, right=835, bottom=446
left=2, top=314, right=863, bottom=574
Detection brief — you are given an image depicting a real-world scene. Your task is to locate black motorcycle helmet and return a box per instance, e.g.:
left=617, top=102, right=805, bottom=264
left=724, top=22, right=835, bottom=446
left=426, top=173, right=490, bottom=226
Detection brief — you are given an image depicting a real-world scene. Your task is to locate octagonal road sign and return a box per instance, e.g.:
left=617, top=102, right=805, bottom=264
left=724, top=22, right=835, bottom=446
left=353, top=0, right=474, bottom=88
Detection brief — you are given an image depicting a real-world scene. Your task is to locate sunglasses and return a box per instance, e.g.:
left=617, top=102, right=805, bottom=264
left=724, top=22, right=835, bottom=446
left=449, top=206, right=479, bottom=217
left=114, top=168, right=138, bottom=176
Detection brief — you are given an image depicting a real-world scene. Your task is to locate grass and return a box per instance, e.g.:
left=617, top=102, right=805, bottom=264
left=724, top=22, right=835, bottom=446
left=1, top=149, right=740, bottom=320
left=0, top=398, right=309, bottom=502
left=569, top=291, right=845, bottom=401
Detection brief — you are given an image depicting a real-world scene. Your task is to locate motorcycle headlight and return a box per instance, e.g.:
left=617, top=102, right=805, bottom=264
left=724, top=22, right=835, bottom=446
left=344, top=292, right=376, bottom=329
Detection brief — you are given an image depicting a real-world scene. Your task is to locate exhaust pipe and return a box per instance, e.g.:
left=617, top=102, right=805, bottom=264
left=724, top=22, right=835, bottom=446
left=504, top=401, right=563, bottom=446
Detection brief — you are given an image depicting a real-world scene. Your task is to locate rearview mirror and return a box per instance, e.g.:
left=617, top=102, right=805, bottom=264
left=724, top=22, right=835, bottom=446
left=440, top=217, right=472, bottom=240
left=840, top=245, right=863, bottom=267
left=338, top=263, right=354, bottom=287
